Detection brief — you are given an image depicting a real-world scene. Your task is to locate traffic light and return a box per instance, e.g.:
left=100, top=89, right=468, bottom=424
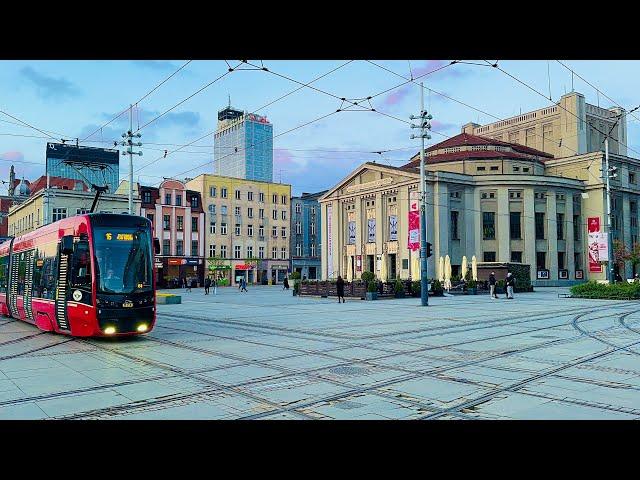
left=426, top=242, right=433, bottom=258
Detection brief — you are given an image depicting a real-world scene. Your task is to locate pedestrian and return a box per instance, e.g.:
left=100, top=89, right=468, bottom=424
left=283, top=277, right=290, bottom=290
left=204, top=276, right=211, bottom=295
left=181, top=277, right=187, bottom=290
left=302, top=275, right=307, bottom=281
left=186, top=277, right=192, bottom=293
left=336, top=275, right=345, bottom=303
left=489, top=271, right=498, bottom=299
left=240, top=277, right=248, bottom=293
left=506, top=272, right=515, bottom=299
left=213, top=277, right=218, bottom=295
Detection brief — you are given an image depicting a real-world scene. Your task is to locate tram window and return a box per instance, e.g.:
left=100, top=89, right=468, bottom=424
left=17, top=253, right=27, bottom=296
left=32, top=251, right=43, bottom=298
left=0, top=256, right=7, bottom=294
left=70, top=240, right=91, bottom=288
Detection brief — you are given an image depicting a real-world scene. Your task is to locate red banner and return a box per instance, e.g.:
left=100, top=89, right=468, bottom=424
left=587, top=217, right=602, bottom=272
left=408, top=191, right=420, bottom=251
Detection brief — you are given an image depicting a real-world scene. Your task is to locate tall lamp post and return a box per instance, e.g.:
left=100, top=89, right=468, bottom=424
left=410, top=82, right=432, bottom=306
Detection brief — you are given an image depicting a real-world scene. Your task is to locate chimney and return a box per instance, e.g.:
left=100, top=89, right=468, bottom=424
left=462, top=122, right=481, bottom=134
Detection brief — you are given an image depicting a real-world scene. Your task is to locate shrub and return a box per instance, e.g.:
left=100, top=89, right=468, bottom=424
left=432, top=279, right=444, bottom=295
left=570, top=281, right=640, bottom=299
left=361, top=271, right=375, bottom=284
left=291, top=271, right=301, bottom=280
left=367, top=281, right=378, bottom=293
left=467, top=279, right=477, bottom=289
left=293, top=282, right=300, bottom=294
left=412, top=280, right=421, bottom=296
left=218, top=278, right=229, bottom=286
left=394, top=279, right=404, bottom=293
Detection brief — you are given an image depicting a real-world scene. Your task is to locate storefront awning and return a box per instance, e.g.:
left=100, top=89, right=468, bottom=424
left=209, top=265, right=231, bottom=270
left=235, top=264, right=255, bottom=270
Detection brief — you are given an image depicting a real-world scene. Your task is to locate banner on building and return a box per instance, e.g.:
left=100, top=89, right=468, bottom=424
left=327, top=204, right=333, bottom=278
left=587, top=216, right=605, bottom=273
left=408, top=191, right=420, bottom=251
left=367, top=218, right=376, bottom=243
left=348, top=221, right=356, bottom=244
left=356, top=255, right=362, bottom=271
left=389, top=215, right=398, bottom=241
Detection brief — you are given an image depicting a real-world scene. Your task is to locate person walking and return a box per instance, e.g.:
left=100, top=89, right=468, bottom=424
left=489, top=272, right=498, bottom=299
left=336, top=275, right=345, bottom=303
left=204, top=276, right=211, bottom=295
left=240, top=277, right=248, bottom=293
left=181, top=277, right=187, bottom=291
left=283, top=277, right=290, bottom=290
left=505, top=272, right=515, bottom=299
left=213, top=277, right=218, bottom=295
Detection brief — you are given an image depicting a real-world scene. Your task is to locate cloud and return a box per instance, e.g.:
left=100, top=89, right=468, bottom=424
left=430, top=119, right=457, bottom=132
left=0, top=151, right=25, bottom=162
left=99, top=108, right=201, bottom=130
left=380, top=60, right=468, bottom=109
left=20, top=67, right=81, bottom=100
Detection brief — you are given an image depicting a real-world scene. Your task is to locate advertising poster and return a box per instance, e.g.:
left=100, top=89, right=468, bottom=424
left=367, top=218, right=376, bottom=243
left=327, top=204, right=333, bottom=278
left=408, top=191, right=420, bottom=251
left=587, top=216, right=603, bottom=273
left=389, top=215, right=398, bottom=241
left=348, top=221, right=356, bottom=244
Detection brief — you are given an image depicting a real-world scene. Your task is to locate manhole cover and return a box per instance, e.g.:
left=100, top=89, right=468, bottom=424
left=329, top=366, right=369, bottom=376
left=333, top=401, right=365, bottom=410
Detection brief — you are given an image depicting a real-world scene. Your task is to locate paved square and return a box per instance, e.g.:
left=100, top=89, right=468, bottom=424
left=1, top=286, right=640, bottom=419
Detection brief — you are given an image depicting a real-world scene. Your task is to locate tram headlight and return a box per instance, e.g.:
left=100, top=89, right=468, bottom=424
left=104, top=326, right=116, bottom=335
left=137, top=324, right=148, bottom=332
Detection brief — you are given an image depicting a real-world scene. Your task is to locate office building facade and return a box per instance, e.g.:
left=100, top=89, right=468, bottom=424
left=290, top=191, right=326, bottom=280
left=46, top=143, right=120, bottom=193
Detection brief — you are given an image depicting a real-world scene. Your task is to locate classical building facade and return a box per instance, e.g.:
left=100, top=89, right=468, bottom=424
left=186, top=174, right=291, bottom=285
left=290, top=190, right=326, bottom=280
left=321, top=126, right=640, bottom=286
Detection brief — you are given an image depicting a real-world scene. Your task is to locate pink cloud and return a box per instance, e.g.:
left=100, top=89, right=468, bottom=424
left=0, top=151, right=24, bottom=162
left=274, top=148, right=295, bottom=168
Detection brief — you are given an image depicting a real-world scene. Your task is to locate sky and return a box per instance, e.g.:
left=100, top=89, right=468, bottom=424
left=1, top=59, right=640, bottom=196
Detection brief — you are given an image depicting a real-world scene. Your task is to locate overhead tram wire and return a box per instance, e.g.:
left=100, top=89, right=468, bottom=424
left=0, top=109, right=71, bottom=141
left=80, top=60, right=194, bottom=143
left=134, top=61, right=242, bottom=134
left=134, top=61, right=356, bottom=175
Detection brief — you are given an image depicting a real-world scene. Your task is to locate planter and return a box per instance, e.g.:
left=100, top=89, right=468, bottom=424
left=292, top=290, right=298, bottom=296
left=394, top=292, right=405, bottom=299
left=365, top=292, right=378, bottom=301
left=156, top=294, right=181, bottom=305
left=470, top=288, right=477, bottom=295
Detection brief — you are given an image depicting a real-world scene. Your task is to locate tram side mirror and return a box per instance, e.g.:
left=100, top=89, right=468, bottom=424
left=61, top=235, right=74, bottom=255
left=153, top=238, right=161, bottom=255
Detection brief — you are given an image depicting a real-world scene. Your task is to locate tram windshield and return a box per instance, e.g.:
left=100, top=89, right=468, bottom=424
left=93, top=227, right=153, bottom=294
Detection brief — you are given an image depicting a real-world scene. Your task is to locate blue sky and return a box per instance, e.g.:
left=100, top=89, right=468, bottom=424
left=1, top=60, right=640, bottom=196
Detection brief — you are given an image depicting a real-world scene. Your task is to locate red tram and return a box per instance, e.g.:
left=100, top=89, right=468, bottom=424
left=0, top=213, right=158, bottom=337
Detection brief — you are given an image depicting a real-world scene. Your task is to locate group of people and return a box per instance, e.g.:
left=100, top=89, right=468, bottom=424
left=488, top=271, right=516, bottom=299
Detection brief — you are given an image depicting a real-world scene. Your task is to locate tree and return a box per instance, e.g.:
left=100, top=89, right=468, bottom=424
left=628, top=243, right=640, bottom=276
left=613, top=239, right=630, bottom=276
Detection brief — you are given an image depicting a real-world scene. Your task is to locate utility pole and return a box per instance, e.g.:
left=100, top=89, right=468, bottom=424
left=410, top=82, right=432, bottom=306
left=118, top=105, right=143, bottom=215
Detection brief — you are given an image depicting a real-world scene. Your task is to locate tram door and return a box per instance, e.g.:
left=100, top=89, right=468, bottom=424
left=54, top=237, right=73, bottom=331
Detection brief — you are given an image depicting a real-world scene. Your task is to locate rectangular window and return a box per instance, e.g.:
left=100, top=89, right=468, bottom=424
left=483, top=251, right=496, bottom=262
left=192, top=217, right=198, bottom=232
left=296, top=222, right=302, bottom=234
left=259, top=226, right=264, bottom=238
left=451, top=211, right=459, bottom=240
left=209, top=244, right=215, bottom=257
left=557, top=213, right=564, bottom=240
left=482, top=212, right=495, bottom=240
left=536, top=251, right=546, bottom=269
left=210, top=224, right=216, bottom=234
left=165, top=193, right=171, bottom=205
left=477, top=166, right=486, bottom=172
left=259, top=209, right=264, bottom=219
left=210, top=186, right=217, bottom=197
left=221, top=223, right=227, bottom=235
left=248, top=192, right=253, bottom=201
left=177, top=216, right=183, bottom=231
left=147, top=213, right=154, bottom=224
left=310, top=223, right=316, bottom=235
left=272, top=210, right=278, bottom=220
left=143, top=191, right=151, bottom=203
left=630, top=172, right=636, bottom=184
left=490, top=166, right=499, bottom=171
left=235, top=206, right=241, bottom=216
left=259, top=246, right=264, bottom=259
left=573, top=215, right=580, bottom=240
left=509, top=212, right=521, bottom=239
left=163, top=239, right=170, bottom=255
left=76, top=208, right=90, bottom=215
left=53, top=208, right=67, bottom=221
left=281, top=227, right=286, bottom=238
left=220, top=245, right=227, bottom=259
left=281, top=247, right=286, bottom=260
left=175, top=195, right=182, bottom=207
left=235, top=224, right=241, bottom=236
left=234, top=245, right=241, bottom=259
left=191, top=240, right=198, bottom=257
left=310, top=244, right=316, bottom=256
left=247, top=246, right=253, bottom=258
left=272, top=247, right=277, bottom=259
left=558, top=251, right=566, bottom=270
left=221, top=205, right=227, bottom=215
left=535, top=213, right=545, bottom=239
left=296, top=244, right=302, bottom=256
left=295, top=204, right=302, bottom=214
left=248, top=225, right=253, bottom=236
left=221, top=188, right=228, bottom=198
left=163, top=215, right=170, bottom=230
left=235, top=190, right=241, bottom=200
left=190, top=196, right=198, bottom=208
left=248, top=207, right=253, bottom=218
left=176, top=240, right=184, bottom=256
left=511, top=251, right=522, bottom=263
left=272, top=194, right=278, bottom=204
left=282, top=210, right=287, bottom=220
left=259, top=192, right=264, bottom=202
left=281, top=195, right=287, bottom=205
left=272, top=226, right=277, bottom=238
